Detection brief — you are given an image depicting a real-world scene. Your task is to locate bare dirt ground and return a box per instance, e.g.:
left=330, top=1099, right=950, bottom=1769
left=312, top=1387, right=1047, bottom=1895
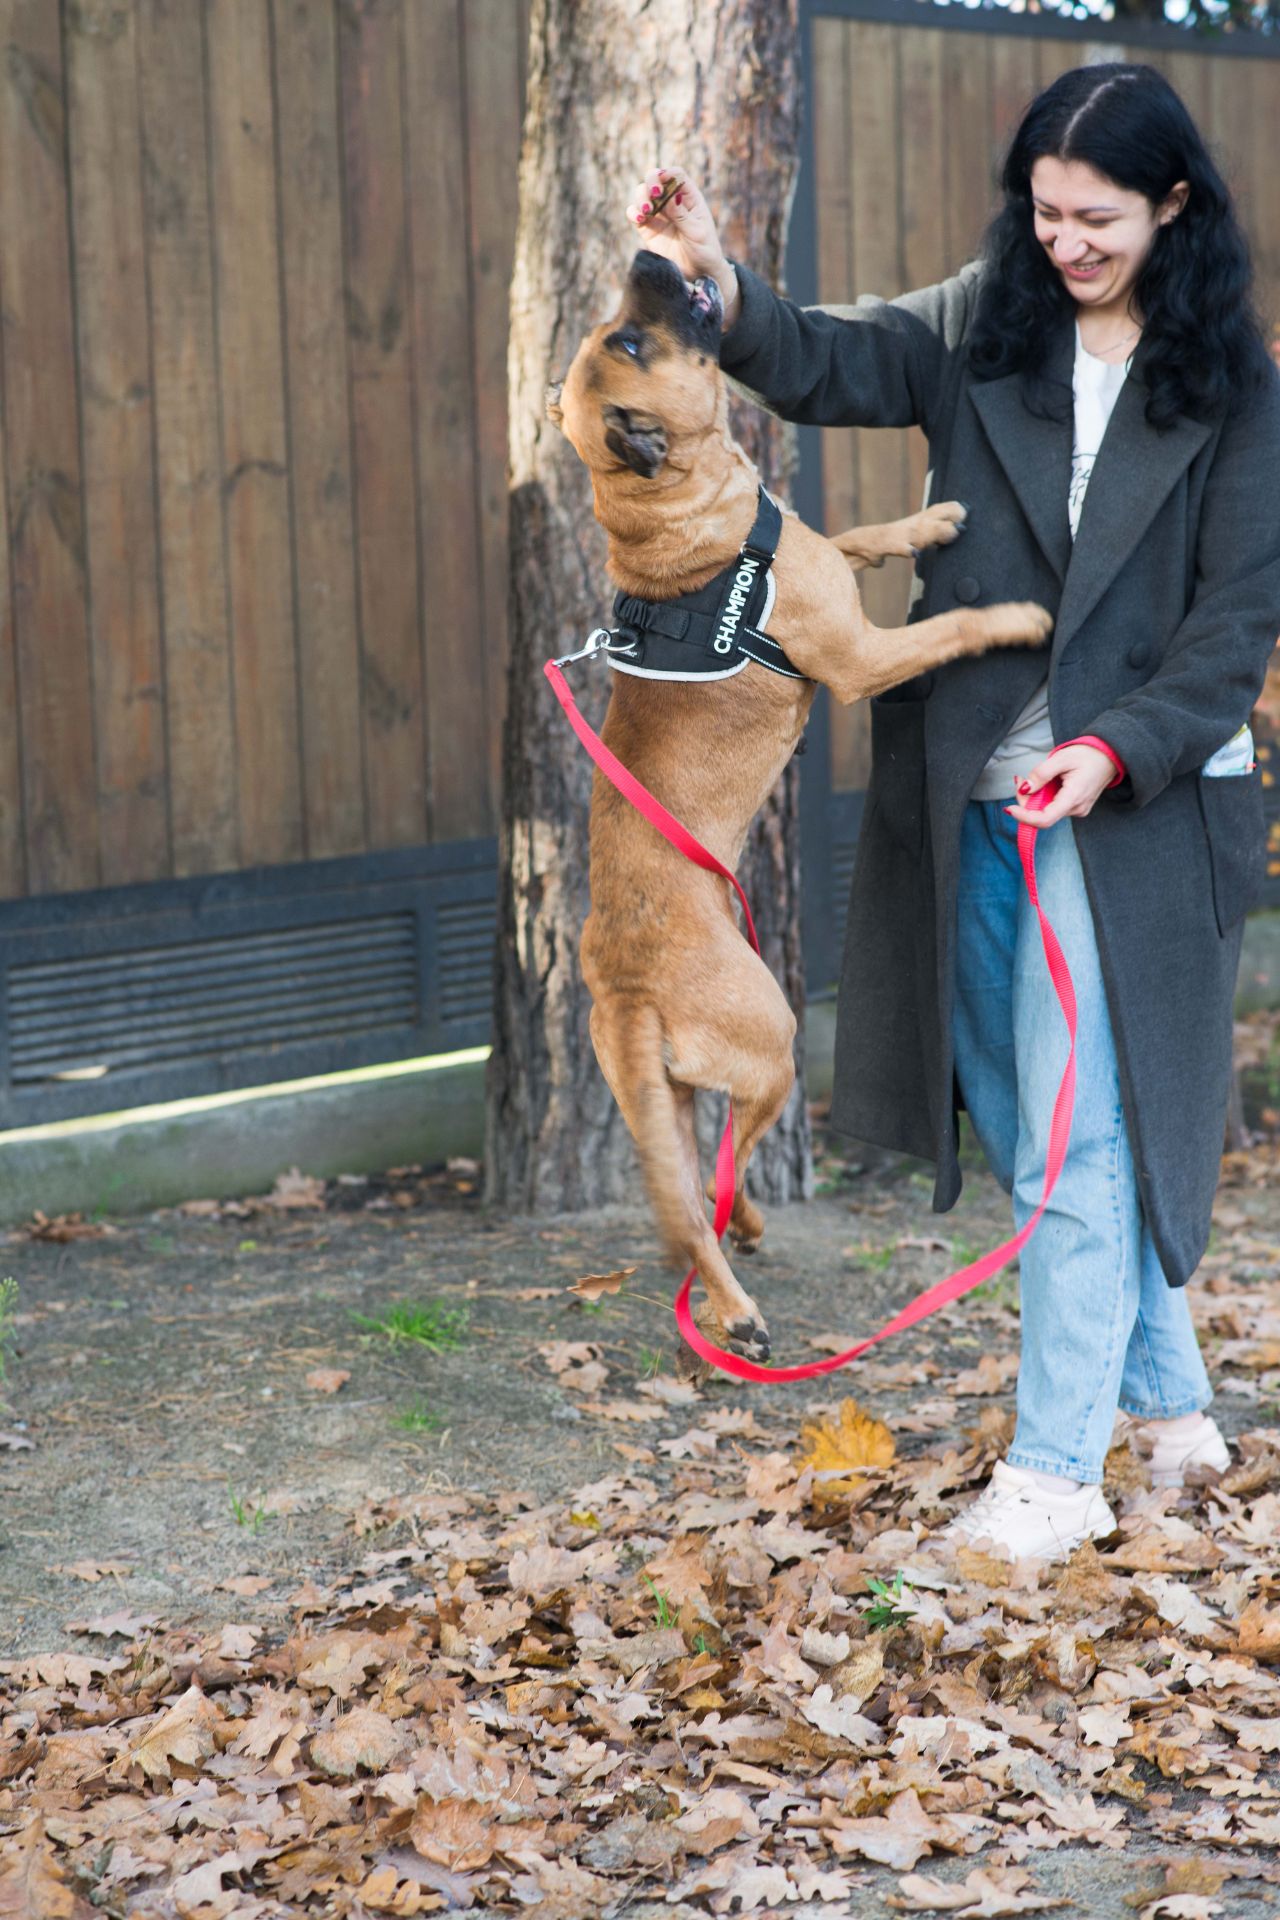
left=1, top=1129, right=1278, bottom=1917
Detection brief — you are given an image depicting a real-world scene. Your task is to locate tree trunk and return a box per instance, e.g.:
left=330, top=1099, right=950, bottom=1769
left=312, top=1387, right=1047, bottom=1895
left=486, top=0, right=810, bottom=1211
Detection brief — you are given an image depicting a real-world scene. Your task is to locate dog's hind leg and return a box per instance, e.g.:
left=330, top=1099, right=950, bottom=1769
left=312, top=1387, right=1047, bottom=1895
left=590, top=999, right=771, bottom=1361
left=701, top=1029, right=795, bottom=1252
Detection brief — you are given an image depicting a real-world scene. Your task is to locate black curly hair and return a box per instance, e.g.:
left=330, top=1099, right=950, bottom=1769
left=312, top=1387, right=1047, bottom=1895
left=968, top=62, right=1271, bottom=430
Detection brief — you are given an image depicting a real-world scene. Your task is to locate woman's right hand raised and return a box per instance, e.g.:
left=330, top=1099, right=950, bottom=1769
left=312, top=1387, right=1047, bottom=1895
left=625, top=167, right=740, bottom=329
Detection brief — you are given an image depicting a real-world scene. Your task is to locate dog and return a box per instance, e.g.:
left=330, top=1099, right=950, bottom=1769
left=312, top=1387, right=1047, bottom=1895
left=547, top=247, right=1051, bottom=1362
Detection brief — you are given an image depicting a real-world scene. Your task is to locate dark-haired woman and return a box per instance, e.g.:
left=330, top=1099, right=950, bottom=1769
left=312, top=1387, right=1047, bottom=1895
left=626, top=61, right=1280, bottom=1560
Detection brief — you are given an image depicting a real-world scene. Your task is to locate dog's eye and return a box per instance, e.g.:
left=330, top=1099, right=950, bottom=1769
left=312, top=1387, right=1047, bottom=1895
left=620, top=336, right=640, bottom=358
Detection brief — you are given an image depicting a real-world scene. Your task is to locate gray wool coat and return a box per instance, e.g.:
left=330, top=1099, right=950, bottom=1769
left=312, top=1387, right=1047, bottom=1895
left=721, top=257, right=1280, bottom=1286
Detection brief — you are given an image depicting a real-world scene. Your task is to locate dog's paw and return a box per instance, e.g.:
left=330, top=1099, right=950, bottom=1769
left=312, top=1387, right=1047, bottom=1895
left=726, top=1315, right=772, bottom=1364
left=965, top=600, right=1054, bottom=650
left=912, top=500, right=968, bottom=548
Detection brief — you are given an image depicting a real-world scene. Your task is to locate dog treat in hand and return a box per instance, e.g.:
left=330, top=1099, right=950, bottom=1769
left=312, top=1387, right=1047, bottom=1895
left=645, top=173, right=683, bottom=220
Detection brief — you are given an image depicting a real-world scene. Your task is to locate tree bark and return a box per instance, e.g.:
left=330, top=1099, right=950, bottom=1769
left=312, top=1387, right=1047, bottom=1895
left=487, top=0, right=810, bottom=1211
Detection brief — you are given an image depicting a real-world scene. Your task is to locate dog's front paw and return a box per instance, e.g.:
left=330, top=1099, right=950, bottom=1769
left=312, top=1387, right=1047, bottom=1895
left=962, top=600, right=1054, bottom=650
left=726, top=1314, right=772, bottom=1364
left=911, top=500, right=968, bottom=549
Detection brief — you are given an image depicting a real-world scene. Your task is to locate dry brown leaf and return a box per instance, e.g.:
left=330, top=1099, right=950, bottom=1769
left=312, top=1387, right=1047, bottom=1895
left=117, top=1681, right=221, bottom=1782
left=53, top=1560, right=133, bottom=1584
left=305, top=1368, right=351, bottom=1394
left=890, top=1865, right=1068, bottom=1914
left=1234, top=1596, right=1280, bottom=1661
left=1124, top=1861, right=1232, bottom=1908
left=311, top=1707, right=406, bottom=1778
left=797, top=1398, right=895, bottom=1502
left=263, top=1167, right=327, bottom=1209
left=567, top=1267, right=635, bottom=1300
left=0, top=1817, right=96, bottom=1918
left=951, top=1353, right=1020, bottom=1397
left=24, top=1211, right=108, bottom=1243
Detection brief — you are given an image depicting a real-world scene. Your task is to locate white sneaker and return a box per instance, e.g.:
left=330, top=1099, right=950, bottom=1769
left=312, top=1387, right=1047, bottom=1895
left=1134, top=1413, right=1230, bottom=1488
left=942, top=1460, right=1115, bottom=1563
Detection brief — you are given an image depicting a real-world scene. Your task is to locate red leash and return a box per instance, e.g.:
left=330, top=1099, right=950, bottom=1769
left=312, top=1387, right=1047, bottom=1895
left=545, top=656, right=1077, bottom=1384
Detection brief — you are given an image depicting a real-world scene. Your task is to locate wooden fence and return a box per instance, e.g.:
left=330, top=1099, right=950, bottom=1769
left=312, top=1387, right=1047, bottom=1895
left=0, top=0, right=527, bottom=904
left=1, top=0, right=1278, bottom=982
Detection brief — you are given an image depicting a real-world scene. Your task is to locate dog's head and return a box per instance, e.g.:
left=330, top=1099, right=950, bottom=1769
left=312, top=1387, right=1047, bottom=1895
left=546, top=249, right=725, bottom=483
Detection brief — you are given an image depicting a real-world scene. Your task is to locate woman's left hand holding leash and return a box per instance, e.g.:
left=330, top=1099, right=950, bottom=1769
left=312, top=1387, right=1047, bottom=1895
left=1006, top=742, right=1118, bottom=828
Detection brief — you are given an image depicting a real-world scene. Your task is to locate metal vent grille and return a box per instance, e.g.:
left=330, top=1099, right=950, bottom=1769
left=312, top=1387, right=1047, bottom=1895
left=437, top=898, right=494, bottom=1024
left=8, top=913, right=418, bottom=1085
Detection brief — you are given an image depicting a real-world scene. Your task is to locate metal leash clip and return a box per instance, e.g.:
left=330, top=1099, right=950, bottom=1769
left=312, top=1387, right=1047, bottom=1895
left=551, top=627, right=639, bottom=670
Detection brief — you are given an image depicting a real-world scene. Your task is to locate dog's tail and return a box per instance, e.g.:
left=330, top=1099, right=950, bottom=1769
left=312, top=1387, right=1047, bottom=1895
left=597, top=1000, right=697, bottom=1264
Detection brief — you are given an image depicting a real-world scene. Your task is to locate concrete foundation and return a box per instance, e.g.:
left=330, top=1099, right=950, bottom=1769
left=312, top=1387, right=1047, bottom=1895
left=1, top=911, right=1276, bottom=1225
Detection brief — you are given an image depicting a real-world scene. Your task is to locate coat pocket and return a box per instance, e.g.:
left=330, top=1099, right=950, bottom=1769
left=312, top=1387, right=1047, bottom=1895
left=1196, top=768, right=1267, bottom=936
left=869, top=690, right=928, bottom=856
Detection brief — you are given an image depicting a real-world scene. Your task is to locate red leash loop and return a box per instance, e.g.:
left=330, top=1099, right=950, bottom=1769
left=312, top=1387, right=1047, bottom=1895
left=545, top=657, right=1076, bottom=1383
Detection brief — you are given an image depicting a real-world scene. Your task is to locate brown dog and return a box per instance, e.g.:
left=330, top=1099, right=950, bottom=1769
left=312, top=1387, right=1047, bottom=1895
left=548, top=248, right=1051, bottom=1361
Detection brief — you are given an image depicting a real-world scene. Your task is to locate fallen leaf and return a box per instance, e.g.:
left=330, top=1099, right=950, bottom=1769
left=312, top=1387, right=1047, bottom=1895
left=305, top=1368, right=351, bottom=1394
left=890, top=1864, right=1068, bottom=1914
left=567, top=1267, right=635, bottom=1300
left=311, top=1707, right=406, bottom=1778
left=117, top=1682, right=221, bottom=1782
left=262, top=1167, right=327, bottom=1209
left=0, top=1816, right=94, bottom=1917
left=797, top=1398, right=896, bottom=1501
left=53, top=1560, right=133, bottom=1584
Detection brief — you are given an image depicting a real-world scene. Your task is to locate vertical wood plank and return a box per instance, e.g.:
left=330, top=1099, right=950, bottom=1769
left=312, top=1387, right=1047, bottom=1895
left=849, top=21, right=907, bottom=646
left=813, top=17, right=856, bottom=535
left=206, top=0, right=303, bottom=867
left=990, top=33, right=1037, bottom=163
left=272, top=0, right=365, bottom=859
left=0, top=361, right=23, bottom=895
left=942, top=22, right=993, bottom=274
left=338, top=0, right=428, bottom=849
left=461, top=0, right=522, bottom=817
left=900, top=24, right=947, bottom=521
left=0, top=0, right=99, bottom=893
left=66, top=0, right=170, bottom=886
left=1165, top=50, right=1208, bottom=136
left=136, top=0, right=238, bottom=878
left=813, top=19, right=861, bottom=795
left=1203, top=55, right=1241, bottom=202
left=405, top=0, right=490, bottom=841
left=1248, top=59, right=1280, bottom=343
left=1036, top=35, right=1084, bottom=94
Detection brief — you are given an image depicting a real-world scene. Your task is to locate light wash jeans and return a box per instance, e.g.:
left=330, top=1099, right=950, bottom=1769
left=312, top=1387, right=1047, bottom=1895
left=952, top=801, right=1212, bottom=1484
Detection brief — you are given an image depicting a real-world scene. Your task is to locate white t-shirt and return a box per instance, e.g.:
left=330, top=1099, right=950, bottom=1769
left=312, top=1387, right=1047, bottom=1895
left=971, top=326, right=1130, bottom=801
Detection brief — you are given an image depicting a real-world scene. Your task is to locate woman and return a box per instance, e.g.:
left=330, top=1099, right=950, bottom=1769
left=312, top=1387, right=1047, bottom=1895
left=626, top=62, right=1280, bottom=1559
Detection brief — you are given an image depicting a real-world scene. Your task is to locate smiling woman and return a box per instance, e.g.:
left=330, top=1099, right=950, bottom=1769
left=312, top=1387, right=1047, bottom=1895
left=630, top=58, right=1280, bottom=1563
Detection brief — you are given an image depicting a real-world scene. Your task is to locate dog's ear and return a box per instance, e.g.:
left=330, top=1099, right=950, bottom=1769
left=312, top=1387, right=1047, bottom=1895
left=603, top=404, right=668, bottom=479
left=545, top=380, right=564, bottom=428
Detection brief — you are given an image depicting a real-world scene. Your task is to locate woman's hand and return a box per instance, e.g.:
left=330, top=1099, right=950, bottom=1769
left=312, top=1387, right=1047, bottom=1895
left=1005, top=742, right=1117, bottom=829
left=625, top=166, right=741, bottom=329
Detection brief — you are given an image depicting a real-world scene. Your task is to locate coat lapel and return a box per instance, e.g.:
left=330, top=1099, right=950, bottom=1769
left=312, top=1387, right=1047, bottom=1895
left=1052, top=342, right=1212, bottom=655
left=968, top=324, right=1214, bottom=658
left=967, top=322, right=1074, bottom=588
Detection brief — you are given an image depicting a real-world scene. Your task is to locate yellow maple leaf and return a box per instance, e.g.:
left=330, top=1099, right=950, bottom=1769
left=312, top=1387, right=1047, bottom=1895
left=796, top=1399, right=895, bottom=1504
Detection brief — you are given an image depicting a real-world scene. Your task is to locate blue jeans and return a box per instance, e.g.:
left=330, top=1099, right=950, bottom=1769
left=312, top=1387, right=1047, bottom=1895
left=953, top=801, right=1212, bottom=1484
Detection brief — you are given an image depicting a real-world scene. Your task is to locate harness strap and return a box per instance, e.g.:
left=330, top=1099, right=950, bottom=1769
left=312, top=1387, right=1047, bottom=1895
left=544, top=653, right=1078, bottom=1385
left=610, top=485, right=800, bottom=682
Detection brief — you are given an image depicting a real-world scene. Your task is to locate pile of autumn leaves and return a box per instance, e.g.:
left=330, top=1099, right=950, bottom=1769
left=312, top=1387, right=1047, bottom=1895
left=3, top=1275, right=1280, bottom=1918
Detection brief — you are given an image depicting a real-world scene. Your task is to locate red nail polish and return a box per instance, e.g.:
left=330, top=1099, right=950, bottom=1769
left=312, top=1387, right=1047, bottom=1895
left=642, top=201, right=653, bottom=216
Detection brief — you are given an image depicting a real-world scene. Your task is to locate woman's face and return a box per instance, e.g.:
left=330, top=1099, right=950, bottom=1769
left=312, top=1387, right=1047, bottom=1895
left=1029, top=155, right=1188, bottom=316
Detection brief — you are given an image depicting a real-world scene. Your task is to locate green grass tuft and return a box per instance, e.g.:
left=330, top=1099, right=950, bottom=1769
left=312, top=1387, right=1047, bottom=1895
left=350, top=1301, right=469, bottom=1352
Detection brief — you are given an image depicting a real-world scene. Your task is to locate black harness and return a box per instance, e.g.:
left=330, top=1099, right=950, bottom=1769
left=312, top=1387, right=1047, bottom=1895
left=605, top=487, right=804, bottom=683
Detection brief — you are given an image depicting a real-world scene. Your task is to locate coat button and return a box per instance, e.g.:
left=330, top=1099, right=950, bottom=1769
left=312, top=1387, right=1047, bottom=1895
left=954, top=575, right=980, bottom=603
left=1128, top=642, right=1151, bottom=669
